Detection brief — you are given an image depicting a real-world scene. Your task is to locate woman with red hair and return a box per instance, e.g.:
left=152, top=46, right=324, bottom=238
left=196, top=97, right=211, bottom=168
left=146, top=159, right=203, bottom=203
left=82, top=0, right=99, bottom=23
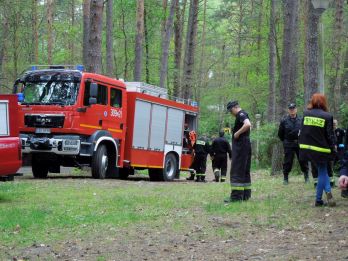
left=299, top=93, right=336, bottom=206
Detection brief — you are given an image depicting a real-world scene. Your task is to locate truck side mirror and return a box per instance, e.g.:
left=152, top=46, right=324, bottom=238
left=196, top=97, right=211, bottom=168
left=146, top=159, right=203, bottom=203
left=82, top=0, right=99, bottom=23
left=90, top=82, right=98, bottom=97
left=89, top=97, right=97, bottom=105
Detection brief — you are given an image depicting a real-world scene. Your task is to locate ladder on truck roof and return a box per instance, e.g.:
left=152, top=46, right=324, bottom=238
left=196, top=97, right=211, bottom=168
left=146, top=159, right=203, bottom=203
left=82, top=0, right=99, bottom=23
left=125, top=82, right=198, bottom=107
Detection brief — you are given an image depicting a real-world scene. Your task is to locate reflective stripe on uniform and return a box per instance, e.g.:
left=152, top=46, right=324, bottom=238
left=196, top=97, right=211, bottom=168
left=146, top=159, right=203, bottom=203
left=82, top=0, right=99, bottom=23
left=299, top=144, right=331, bottom=153
left=195, top=173, right=206, bottom=176
left=231, top=186, right=245, bottom=191
left=196, top=140, right=206, bottom=145
left=303, top=116, right=325, bottom=128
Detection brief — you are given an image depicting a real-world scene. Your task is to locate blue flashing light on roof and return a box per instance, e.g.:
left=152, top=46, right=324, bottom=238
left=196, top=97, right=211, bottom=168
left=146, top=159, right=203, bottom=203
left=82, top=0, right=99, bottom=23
left=76, top=65, right=84, bottom=72
left=31, top=65, right=37, bottom=71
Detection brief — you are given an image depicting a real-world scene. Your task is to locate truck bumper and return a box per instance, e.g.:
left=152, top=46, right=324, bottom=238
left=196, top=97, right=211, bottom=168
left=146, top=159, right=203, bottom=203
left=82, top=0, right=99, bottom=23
left=20, top=134, right=81, bottom=155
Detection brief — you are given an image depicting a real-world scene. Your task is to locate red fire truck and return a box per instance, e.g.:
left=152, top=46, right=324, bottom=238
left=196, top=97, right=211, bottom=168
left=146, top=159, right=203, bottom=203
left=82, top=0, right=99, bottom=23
left=13, top=66, right=198, bottom=181
left=0, top=95, right=22, bottom=179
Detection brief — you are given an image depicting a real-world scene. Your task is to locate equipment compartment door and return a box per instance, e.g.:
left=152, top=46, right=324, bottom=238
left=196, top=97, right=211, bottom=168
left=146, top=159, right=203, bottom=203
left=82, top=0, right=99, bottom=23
left=166, top=108, right=184, bottom=145
left=133, top=100, right=151, bottom=149
left=149, top=104, right=166, bottom=151
left=0, top=100, right=9, bottom=136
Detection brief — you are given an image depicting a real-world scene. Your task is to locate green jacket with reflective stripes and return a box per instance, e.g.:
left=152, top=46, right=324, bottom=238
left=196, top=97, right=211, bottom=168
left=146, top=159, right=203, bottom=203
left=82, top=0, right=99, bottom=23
left=299, top=108, right=335, bottom=163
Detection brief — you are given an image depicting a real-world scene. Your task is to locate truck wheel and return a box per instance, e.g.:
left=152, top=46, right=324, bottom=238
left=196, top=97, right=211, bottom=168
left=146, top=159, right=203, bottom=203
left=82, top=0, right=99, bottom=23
left=162, top=153, right=178, bottom=181
left=92, top=144, right=108, bottom=179
left=32, top=156, right=48, bottom=179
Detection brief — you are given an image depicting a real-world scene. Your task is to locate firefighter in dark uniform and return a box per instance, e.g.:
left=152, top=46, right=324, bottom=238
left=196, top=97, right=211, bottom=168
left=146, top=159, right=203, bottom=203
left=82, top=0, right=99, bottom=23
left=299, top=93, right=336, bottom=207
left=278, top=103, right=309, bottom=185
left=210, top=130, right=232, bottom=182
left=311, top=119, right=342, bottom=187
left=334, top=119, right=346, bottom=165
left=224, top=100, right=252, bottom=202
left=189, top=133, right=210, bottom=182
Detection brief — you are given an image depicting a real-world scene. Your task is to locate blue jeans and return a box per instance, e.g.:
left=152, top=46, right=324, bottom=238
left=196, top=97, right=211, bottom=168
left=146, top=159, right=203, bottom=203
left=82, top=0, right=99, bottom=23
left=316, top=162, right=331, bottom=202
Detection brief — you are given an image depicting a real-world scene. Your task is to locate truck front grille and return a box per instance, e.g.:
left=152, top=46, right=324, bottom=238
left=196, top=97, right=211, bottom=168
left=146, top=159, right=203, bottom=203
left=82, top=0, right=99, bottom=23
left=24, top=114, right=65, bottom=128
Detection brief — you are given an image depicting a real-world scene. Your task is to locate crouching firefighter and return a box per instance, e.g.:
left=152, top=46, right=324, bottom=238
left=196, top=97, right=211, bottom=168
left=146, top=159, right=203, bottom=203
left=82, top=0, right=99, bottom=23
left=224, top=100, right=252, bottom=202
left=187, top=132, right=210, bottom=182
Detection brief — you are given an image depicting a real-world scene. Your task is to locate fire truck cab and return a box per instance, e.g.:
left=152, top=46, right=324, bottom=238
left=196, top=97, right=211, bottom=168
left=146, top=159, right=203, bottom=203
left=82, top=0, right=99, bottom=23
left=0, top=95, right=22, bottom=178
left=14, top=66, right=198, bottom=181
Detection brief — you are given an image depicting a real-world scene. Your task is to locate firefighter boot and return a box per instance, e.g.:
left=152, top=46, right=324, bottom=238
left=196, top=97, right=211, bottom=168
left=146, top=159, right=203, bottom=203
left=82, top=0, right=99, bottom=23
left=243, top=189, right=251, bottom=201
left=224, top=190, right=244, bottom=203
left=326, top=192, right=336, bottom=207
left=220, top=176, right=226, bottom=183
left=283, top=173, right=289, bottom=185
left=186, top=171, right=195, bottom=181
left=214, top=169, right=220, bottom=182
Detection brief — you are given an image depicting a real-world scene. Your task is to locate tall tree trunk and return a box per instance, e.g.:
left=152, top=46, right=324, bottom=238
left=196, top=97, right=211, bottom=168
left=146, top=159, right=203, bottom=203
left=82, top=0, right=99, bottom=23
left=87, top=0, right=104, bottom=73
left=106, top=0, right=114, bottom=77
left=120, top=0, right=129, bottom=80
left=267, top=0, right=276, bottom=122
left=32, top=0, right=39, bottom=64
left=287, top=0, right=299, bottom=104
left=144, top=6, right=150, bottom=83
left=134, top=0, right=144, bottom=81
left=69, top=0, right=75, bottom=64
left=83, top=0, right=90, bottom=67
left=330, top=0, right=344, bottom=115
left=197, top=0, right=207, bottom=102
left=304, top=0, right=320, bottom=104
left=0, top=15, right=9, bottom=90
left=182, top=0, right=199, bottom=99
left=256, top=0, right=263, bottom=75
left=173, top=0, right=187, bottom=96
left=236, top=0, right=243, bottom=87
left=159, top=0, right=177, bottom=88
left=46, top=0, right=54, bottom=64
left=279, top=0, right=299, bottom=117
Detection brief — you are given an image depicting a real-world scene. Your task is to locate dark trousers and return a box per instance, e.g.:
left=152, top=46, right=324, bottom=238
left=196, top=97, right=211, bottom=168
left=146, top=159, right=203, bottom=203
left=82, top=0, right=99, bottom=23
left=212, top=154, right=228, bottom=177
left=230, top=137, right=251, bottom=201
left=190, top=154, right=207, bottom=180
left=283, top=146, right=309, bottom=180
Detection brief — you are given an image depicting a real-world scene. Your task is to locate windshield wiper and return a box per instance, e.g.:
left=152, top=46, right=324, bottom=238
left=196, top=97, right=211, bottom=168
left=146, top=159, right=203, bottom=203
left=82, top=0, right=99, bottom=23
left=21, top=102, right=42, bottom=105
left=43, top=101, right=65, bottom=106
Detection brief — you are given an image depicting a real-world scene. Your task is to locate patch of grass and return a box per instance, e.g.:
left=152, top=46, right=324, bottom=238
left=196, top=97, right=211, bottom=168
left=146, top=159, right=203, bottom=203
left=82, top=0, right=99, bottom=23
left=0, top=171, right=336, bottom=253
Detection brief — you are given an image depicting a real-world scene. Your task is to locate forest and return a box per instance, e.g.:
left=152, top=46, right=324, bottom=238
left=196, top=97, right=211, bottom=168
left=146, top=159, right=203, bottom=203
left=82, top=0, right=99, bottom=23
left=0, top=0, right=348, bottom=135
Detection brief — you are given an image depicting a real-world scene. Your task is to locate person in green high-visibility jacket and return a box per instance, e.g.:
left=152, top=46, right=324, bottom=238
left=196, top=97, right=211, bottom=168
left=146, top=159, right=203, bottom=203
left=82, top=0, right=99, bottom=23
left=299, top=93, right=336, bottom=207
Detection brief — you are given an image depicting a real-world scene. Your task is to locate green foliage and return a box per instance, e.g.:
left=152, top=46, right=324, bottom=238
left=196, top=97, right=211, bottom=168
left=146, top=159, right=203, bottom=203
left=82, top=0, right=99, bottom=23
left=250, top=123, right=279, bottom=168
left=339, top=103, right=348, bottom=128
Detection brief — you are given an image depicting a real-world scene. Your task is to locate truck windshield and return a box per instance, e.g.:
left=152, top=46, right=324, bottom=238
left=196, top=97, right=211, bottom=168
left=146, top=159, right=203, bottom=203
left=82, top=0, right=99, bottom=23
left=20, top=72, right=80, bottom=105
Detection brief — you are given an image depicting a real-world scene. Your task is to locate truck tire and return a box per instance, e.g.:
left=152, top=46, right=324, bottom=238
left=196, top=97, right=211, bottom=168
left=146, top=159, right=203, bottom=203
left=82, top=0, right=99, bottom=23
left=32, top=155, right=48, bottom=179
left=162, top=153, right=178, bottom=181
left=91, top=144, right=108, bottom=179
